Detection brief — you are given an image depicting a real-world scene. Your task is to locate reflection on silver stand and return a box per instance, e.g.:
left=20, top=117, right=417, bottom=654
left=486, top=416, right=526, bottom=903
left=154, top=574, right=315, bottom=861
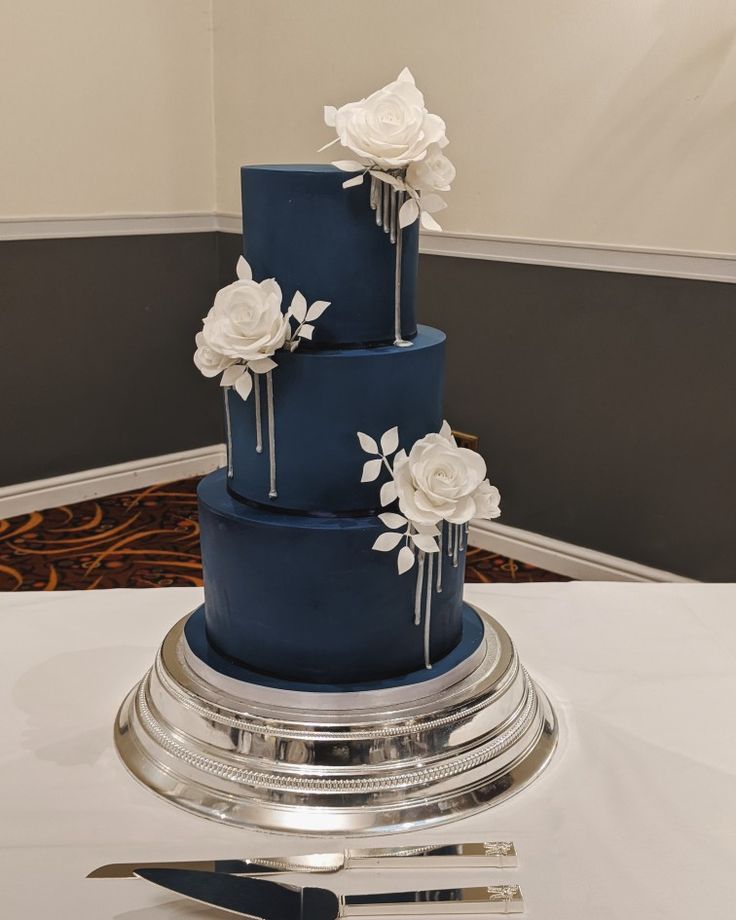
left=115, top=605, right=557, bottom=836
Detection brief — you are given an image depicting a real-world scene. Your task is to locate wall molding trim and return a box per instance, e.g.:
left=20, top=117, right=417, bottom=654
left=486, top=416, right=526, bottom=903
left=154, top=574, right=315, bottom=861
left=0, top=445, right=226, bottom=519
left=468, top=519, right=696, bottom=583
left=2, top=211, right=735, bottom=283
left=0, top=446, right=697, bottom=581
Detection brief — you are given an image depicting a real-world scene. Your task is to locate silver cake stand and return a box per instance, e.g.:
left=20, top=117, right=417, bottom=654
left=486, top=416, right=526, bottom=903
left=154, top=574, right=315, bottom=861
left=115, top=605, right=557, bottom=835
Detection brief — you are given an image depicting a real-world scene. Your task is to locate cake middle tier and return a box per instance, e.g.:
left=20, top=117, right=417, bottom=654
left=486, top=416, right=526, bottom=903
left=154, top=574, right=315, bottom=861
left=227, top=325, right=445, bottom=513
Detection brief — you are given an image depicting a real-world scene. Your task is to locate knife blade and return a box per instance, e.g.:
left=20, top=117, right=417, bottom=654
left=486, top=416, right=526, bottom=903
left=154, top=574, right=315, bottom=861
left=134, top=867, right=524, bottom=917
left=87, top=841, right=517, bottom=878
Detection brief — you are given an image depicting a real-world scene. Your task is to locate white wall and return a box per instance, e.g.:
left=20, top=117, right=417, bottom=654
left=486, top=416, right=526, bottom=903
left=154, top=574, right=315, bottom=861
left=212, top=0, right=736, bottom=255
left=0, top=1, right=216, bottom=218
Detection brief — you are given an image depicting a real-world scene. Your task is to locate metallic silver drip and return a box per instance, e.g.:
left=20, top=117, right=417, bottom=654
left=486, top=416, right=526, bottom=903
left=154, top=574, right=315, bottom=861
left=266, top=370, right=277, bottom=498
left=414, top=549, right=425, bottom=625
left=447, top=519, right=455, bottom=557
left=375, top=179, right=383, bottom=226
left=382, top=182, right=391, bottom=233
left=436, top=524, right=443, bottom=592
left=369, top=174, right=379, bottom=210
left=394, top=194, right=411, bottom=348
left=424, top=553, right=434, bottom=669
left=253, top=372, right=263, bottom=454
left=464, top=522, right=470, bottom=552
left=452, top=523, right=460, bottom=568
left=389, top=187, right=398, bottom=243
left=223, top=387, right=233, bottom=478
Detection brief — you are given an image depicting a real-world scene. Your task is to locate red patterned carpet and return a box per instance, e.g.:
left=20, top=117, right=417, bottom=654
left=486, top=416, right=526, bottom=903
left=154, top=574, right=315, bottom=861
left=0, top=477, right=570, bottom=590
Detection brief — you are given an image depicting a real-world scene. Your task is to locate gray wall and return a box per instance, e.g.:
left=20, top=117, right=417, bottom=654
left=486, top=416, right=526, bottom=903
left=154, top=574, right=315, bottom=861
left=418, top=256, right=736, bottom=581
left=1, top=233, right=224, bottom=486
left=2, top=231, right=734, bottom=579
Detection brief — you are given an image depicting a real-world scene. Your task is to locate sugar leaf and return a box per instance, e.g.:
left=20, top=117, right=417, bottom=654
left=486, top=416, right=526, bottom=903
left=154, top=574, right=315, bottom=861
left=361, top=458, right=382, bottom=482
left=306, top=300, right=331, bottom=321
left=234, top=369, right=253, bottom=401
left=380, top=426, right=399, bottom=455
left=379, top=512, right=407, bottom=529
left=236, top=256, right=252, bottom=281
left=373, top=532, right=403, bottom=552
left=380, top=480, right=398, bottom=506
left=289, top=291, right=307, bottom=323
left=411, top=533, right=439, bottom=553
left=357, top=432, right=379, bottom=454
left=399, top=198, right=419, bottom=228
left=397, top=546, right=415, bottom=574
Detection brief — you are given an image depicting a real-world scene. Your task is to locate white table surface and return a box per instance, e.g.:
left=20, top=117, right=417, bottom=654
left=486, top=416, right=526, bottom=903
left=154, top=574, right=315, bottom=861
left=1, top=583, right=735, bottom=919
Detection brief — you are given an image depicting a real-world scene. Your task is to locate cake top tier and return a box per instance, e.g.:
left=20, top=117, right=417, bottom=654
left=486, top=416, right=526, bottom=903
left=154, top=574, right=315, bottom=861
left=241, top=164, right=419, bottom=348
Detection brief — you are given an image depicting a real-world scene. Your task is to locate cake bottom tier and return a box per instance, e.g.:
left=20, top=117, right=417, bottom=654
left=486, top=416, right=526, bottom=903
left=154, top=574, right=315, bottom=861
left=199, top=469, right=468, bottom=684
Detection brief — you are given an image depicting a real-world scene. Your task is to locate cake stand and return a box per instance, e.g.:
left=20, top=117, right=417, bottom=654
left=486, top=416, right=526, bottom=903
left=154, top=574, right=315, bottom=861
left=115, top=605, right=557, bottom=835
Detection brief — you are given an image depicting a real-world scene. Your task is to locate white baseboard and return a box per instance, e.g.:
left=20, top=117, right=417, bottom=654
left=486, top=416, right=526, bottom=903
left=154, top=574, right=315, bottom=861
left=468, top=519, right=695, bottom=583
left=0, top=445, right=226, bottom=519
left=3, top=211, right=735, bottom=283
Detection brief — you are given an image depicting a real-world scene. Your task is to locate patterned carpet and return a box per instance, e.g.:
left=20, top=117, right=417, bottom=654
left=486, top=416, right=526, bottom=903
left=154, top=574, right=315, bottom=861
left=0, top=477, right=569, bottom=590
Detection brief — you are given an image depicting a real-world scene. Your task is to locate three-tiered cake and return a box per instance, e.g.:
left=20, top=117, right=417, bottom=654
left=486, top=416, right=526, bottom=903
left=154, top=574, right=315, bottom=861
left=115, top=71, right=557, bottom=834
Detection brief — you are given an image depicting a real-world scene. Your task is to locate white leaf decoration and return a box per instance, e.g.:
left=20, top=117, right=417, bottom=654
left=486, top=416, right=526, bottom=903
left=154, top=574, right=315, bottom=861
left=439, top=419, right=453, bottom=441
left=289, top=291, right=307, bottom=323
left=420, top=193, right=448, bottom=214
left=420, top=210, right=443, bottom=232
left=298, top=323, right=315, bottom=340
left=380, top=426, right=399, bottom=455
left=220, top=365, right=245, bottom=387
left=306, top=300, right=331, bottom=321
left=397, top=546, right=415, bottom=574
left=411, top=532, right=439, bottom=553
left=394, top=448, right=408, bottom=465
left=234, top=369, right=253, bottom=401
left=414, top=522, right=440, bottom=537
left=380, top=480, right=398, bottom=506
left=342, top=175, right=364, bottom=189
left=373, top=532, right=403, bottom=552
left=361, top=458, right=383, bottom=482
left=357, top=432, right=379, bottom=454
left=369, top=170, right=406, bottom=191
left=332, top=160, right=365, bottom=172
left=399, top=198, right=420, bottom=228
left=236, top=256, right=252, bottom=281
left=248, top=357, right=277, bottom=375
left=379, top=512, right=407, bottom=529
left=324, top=105, right=337, bottom=127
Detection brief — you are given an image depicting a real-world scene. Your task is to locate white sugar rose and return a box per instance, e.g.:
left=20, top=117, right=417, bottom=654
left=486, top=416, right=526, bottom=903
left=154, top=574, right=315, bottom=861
left=406, top=143, right=456, bottom=192
left=394, top=431, right=499, bottom=526
left=328, top=68, right=447, bottom=169
left=201, top=277, right=290, bottom=365
left=193, top=332, right=235, bottom=377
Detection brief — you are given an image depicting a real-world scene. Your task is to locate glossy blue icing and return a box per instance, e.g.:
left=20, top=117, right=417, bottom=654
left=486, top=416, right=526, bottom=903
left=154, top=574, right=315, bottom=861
left=185, top=604, right=484, bottom=693
left=199, top=470, right=467, bottom=684
left=241, top=164, right=419, bottom=347
left=228, top=326, right=445, bottom=513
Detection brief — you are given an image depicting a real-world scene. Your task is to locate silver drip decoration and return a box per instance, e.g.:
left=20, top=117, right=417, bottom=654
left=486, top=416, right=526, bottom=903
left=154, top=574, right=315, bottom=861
left=414, top=549, right=425, bottom=625
left=253, top=373, right=263, bottom=454
left=368, top=174, right=412, bottom=348
left=447, top=520, right=455, bottom=558
left=452, top=523, right=460, bottom=568
left=436, top=524, right=443, bottom=593
left=266, top=370, right=277, bottom=498
left=424, top=552, right=434, bottom=669
left=223, top=387, right=233, bottom=478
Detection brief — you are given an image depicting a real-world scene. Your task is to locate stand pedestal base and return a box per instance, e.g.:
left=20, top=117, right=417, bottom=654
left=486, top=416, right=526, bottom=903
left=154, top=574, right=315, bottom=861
left=115, top=605, right=557, bottom=835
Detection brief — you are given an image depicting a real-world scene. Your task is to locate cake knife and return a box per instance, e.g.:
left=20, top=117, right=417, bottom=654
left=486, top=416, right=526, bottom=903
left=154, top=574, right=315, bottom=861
left=87, top=841, right=518, bottom=878
left=134, top=867, right=525, bottom=916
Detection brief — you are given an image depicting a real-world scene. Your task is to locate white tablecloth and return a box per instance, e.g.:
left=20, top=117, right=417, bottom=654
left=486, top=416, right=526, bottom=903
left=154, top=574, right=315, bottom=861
left=1, top=583, right=735, bottom=919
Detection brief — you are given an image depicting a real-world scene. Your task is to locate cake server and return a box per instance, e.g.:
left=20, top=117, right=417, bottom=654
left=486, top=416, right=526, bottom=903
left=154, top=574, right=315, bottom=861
left=134, top=867, right=524, bottom=916
left=87, top=841, right=517, bottom=878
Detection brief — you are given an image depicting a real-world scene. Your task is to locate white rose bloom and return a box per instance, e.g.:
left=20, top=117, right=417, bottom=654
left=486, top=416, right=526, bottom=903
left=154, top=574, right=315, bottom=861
left=193, top=331, right=236, bottom=377
left=332, top=68, right=447, bottom=169
left=406, top=143, right=456, bottom=192
left=394, top=431, right=499, bottom=526
left=201, top=277, right=290, bottom=365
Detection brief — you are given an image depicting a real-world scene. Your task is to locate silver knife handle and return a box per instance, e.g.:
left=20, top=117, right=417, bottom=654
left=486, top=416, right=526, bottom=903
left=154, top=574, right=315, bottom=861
left=341, top=885, right=524, bottom=916
left=346, top=842, right=518, bottom=870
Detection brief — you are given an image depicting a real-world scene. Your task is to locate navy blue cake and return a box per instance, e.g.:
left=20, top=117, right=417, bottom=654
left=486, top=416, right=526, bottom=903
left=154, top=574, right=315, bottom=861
left=196, top=165, right=478, bottom=685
